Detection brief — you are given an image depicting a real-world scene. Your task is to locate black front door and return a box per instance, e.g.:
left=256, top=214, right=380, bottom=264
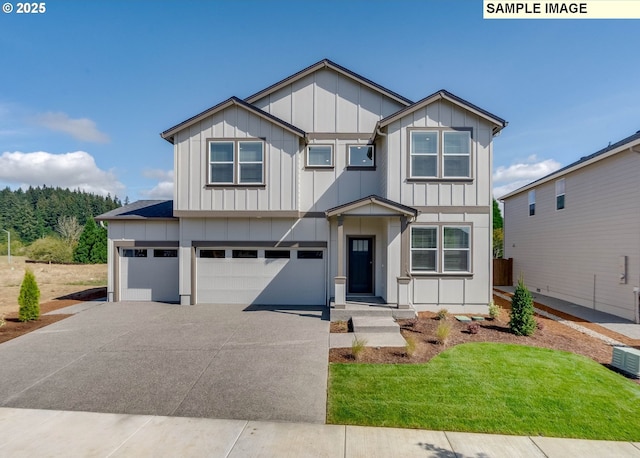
left=348, top=237, right=373, bottom=294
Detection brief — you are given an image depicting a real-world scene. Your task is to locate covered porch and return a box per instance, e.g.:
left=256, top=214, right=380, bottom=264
left=325, top=195, right=418, bottom=320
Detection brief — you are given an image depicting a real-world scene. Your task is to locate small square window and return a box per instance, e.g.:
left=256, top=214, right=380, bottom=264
left=297, top=250, right=323, bottom=259
left=200, top=249, right=225, bottom=258
left=154, top=249, right=177, bottom=258
left=348, top=145, right=374, bottom=167
left=265, top=250, right=290, bottom=259
left=307, top=145, right=333, bottom=167
left=122, top=249, right=147, bottom=258
left=232, top=249, right=258, bottom=259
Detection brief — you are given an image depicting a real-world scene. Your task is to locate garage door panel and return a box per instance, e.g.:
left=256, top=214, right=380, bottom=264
left=197, top=250, right=325, bottom=305
left=120, top=248, right=179, bottom=302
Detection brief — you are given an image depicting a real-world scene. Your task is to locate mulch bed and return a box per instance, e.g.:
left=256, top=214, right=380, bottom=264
left=329, top=293, right=640, bottom=384
left=0, top=287, right=106, bottom=344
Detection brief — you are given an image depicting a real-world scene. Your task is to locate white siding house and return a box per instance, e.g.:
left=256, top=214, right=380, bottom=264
left=98, top=59, right=506, bottom=315
left=501, top=131, right=640, bottom=322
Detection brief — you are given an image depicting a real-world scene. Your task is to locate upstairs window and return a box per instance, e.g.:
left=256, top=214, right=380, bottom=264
left=528, top=190, right=536, bottom=216
left=556, top=179, right=565, bottom=210
left=209, top=140, right=264, bottom=185
left=410, top=129, right=472, bottom=179
left=348, top=145, right=374, bottom=168
left=307, top=145, right=333, bottom=167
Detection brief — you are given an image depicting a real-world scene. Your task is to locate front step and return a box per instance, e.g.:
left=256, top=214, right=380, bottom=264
left=352, top=316, right=400, bottom=333
left=330, top=302, right=416, bottom=321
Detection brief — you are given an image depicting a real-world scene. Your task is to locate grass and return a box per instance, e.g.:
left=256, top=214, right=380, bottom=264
left=327, top=343, right=640, bottom=441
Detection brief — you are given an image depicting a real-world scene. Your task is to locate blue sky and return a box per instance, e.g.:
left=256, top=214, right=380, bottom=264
left=1, top=0, right=638, bottom=201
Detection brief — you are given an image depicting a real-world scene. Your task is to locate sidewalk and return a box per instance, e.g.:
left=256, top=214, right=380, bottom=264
left=1, top=407, right=639, bottom=457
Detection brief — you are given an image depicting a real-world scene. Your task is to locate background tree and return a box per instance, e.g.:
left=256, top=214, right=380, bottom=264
left=18, top=269, right=40, bottom=322
left=492, top=198, right=504, bottom=258
left=509, top=276, right=536, bottom=336
left=56, top=216, right=83, bottom=244
left=74, top=217, right=108, bottom=263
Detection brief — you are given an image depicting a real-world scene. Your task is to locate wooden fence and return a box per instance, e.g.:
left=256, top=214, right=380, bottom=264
left=493, top=258, right=513, bottom=286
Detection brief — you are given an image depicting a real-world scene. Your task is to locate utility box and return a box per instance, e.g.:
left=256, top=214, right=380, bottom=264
left=611, top=346, right=640, bottom=378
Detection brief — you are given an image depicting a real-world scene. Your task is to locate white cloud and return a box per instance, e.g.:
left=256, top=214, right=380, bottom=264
left=0, top=150, right=125, bottom=197
left=493, top=156, right=561, bottom=199
left=140, top=169, right=174, bottom=200
left=34, top=112, right=110, bottom=143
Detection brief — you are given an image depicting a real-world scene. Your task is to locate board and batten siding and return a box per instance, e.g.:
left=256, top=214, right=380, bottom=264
left=251, top=68, right=405, bottom=133
left=383, top=99, right=493, bottom=207
left=504, top=149, right=640, bottom=321
left=410, top=212, right=492, bottom=310
left=173, top=105, right=300, bottom=212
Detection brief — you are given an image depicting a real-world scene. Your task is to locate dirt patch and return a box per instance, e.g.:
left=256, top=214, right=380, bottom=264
left=0, top=256, right=107, bottom=316
left=329, top=296, right=637, bottom=385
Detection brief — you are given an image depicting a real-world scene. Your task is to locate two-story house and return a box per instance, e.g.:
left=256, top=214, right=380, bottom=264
left=501, top=130, right=640, bottom=322
left=97, top=59, right=507, bottom=315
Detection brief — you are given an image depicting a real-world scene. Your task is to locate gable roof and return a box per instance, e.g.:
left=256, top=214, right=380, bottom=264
left=500, top=130, right=640, bottom=200
left=375, top=89, right=507, bottom=138
left=326, top=195, right=418, bottom=218
left=244, top=58, right=414, bottom=107
left=96, top=200, right=176, bottom=221
left=160, top=96, right=306, bottom=144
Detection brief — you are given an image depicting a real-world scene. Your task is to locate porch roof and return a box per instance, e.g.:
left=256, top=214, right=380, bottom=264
left=325, top=195, right=418, bottom=218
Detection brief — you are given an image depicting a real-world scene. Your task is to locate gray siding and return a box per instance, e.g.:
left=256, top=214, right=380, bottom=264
left=174, top=106, right=300, bottom=212
left=252, top=68, right=405, bottom=133
left=504, top=150, right=640, bottom=321
left=383, top=99, right=494, bottom=208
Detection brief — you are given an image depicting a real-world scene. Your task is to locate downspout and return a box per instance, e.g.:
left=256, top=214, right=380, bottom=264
left=376, top=128, right=387, bottom=137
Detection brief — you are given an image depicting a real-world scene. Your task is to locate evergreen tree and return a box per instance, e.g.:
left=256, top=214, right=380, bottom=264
left=18, top=269, right=40, bottom=322
left=493, top=198, right=503, bottom=230
left=90, top=223, right=108, bottom=263
left=509, top=276, right=536, bottom=336
left=74, top=217, right=97, bottom=263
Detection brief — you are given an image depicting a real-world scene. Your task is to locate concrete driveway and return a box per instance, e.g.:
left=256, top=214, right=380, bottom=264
left=0, top=302, right=329, bottom=423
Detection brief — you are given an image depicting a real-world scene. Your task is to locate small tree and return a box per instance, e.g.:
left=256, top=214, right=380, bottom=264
left=18, top=269, right=40, bottom=322
left=509, top=276, right=536, bottom=336
left=56, top=215, right=83, bottom=244
left=74, top=217, right=107, bottom=264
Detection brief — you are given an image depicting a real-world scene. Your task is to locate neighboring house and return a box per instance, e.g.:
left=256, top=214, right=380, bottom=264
left=97, top=59, right=506, bottom=314
left=501, top=130, right=640, bottom=322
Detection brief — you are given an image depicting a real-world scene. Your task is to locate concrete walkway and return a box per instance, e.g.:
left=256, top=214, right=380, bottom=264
left=1, top=407, right=639, bottom=457
left=495, top=287, right=640, bottom=341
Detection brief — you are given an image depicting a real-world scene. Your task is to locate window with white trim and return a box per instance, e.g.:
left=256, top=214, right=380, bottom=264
left=556, top=179, right=565, bottom=210
left=411, top=226, right=471, bottom=273
left=410, top=129, right=471, bottom=178
left=307, top=145, right=333, bottom=167
left=528, top=190, right=535, bottom=216
left=348, top=145, right=374, bottom=167
left=208, top=140, right=264, bottom=185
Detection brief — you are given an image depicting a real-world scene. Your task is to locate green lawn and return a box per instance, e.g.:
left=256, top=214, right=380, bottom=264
left=328, top=343, right=640, bottom=441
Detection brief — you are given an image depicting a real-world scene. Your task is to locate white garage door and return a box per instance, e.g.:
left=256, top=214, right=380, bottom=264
left=196, top=248, right=326, bottom=305
left=120, top=248, right=179, bottom=302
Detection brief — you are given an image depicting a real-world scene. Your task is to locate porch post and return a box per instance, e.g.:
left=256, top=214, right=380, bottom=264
left=397, top=276, right=411, bottom=309
left=400, top=215, right=409, bottom=276
left=334, top=215, right=346, bottom=308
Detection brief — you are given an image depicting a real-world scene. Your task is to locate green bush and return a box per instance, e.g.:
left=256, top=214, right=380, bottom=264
left=27, top=236, right=74, bottom=263
left=488, top=301, right=501, bottom=320
left=509, top=277, right=536, bottom=336
left=74, top=217, right=107, bottom=264
left=18, top=269, right=40, bottom=322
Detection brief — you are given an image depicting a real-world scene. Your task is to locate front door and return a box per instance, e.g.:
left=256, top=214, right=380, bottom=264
left=348, top=237, right=373, bottom=294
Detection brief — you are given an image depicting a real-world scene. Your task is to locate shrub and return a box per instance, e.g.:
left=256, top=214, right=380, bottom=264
left=74, top=217, right=107, bottom=264
left=509, top=276, right=536, bottom=336
left=467, top=322, right=480, bottom=334
left=436, top=308, right=449, bottom=321
left=351, top=336, right=367, bottom=361
left=488, top=301, right=501, bottom=320
left=405, top=335, right=416, bottom=357
left=18, top=269, right=40, bottom=322
left=27, top=236, right=75, bottom=263
left=435, top=321, right=452, bottom=345
left=0, top=313, right=5, bottom=328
